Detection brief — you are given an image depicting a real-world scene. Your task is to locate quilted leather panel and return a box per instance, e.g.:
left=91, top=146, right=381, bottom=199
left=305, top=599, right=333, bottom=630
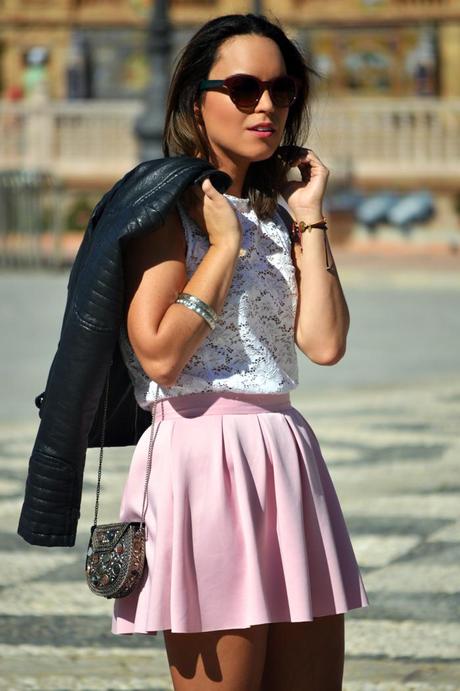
left=18, top=451, right=79, bottom=547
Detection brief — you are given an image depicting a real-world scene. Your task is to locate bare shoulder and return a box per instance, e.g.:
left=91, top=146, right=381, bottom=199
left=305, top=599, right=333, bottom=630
left=122, top=204, right=185, bottom=276
left=122, top=204, right=185, bottom=267
left=122, top=203, right=187, bottom=306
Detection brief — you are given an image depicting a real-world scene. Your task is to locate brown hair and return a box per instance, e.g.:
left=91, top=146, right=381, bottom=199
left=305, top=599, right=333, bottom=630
left=162, top=13, right=319, bottom=219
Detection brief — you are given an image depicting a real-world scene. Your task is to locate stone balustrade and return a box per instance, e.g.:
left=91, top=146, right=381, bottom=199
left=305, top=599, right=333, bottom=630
left=0, top=97, right=459, bottom=186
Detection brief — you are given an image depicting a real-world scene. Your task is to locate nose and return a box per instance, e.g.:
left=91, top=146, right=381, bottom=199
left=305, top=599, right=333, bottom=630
left=254, top=87, right=275, bottom=113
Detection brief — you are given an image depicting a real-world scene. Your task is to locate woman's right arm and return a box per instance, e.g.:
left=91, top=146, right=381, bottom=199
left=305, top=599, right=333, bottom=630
left=122, top=178, right=241, bottom=387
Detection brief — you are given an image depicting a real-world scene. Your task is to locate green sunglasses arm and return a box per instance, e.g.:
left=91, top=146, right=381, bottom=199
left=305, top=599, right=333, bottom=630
left=198, top=79, right=225, bottom=91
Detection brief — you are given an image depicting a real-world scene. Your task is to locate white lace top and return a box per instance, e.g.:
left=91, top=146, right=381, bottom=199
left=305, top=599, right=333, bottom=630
left=118, top=193, right=299, bottom=407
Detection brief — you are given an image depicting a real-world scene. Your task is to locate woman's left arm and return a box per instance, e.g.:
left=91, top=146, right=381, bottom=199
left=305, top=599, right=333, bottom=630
left=281, top=148, right=350, bottom=365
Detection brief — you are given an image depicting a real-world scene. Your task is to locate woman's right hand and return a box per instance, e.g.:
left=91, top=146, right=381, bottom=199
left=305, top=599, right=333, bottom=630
left=188, top=178, right=242, bottom=251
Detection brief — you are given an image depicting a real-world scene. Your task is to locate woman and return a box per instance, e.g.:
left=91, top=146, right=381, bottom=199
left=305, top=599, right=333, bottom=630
left=112, top=12, right=369, bottom=691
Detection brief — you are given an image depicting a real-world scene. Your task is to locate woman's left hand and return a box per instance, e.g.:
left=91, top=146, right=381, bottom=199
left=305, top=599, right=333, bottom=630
left=279, top=147, right=329, bottom=217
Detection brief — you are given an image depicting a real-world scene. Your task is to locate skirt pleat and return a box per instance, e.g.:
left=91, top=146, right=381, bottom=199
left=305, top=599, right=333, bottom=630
left=112, top=391, right=369, bottom=635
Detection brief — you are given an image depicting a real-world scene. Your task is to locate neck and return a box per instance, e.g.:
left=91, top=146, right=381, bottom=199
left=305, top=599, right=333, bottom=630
left=209, top=150, right=250, bottom=199
left=223, top=169, right=248, bottom=198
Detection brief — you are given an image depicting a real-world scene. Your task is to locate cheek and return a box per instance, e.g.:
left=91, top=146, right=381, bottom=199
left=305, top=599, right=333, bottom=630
left=201, top=96, right=244, bottom=137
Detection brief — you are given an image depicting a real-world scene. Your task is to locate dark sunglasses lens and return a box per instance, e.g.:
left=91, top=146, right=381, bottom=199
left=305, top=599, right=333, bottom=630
left=271, top=76, right=297, bottom=106
left=228, top=76, right=261, bottom=106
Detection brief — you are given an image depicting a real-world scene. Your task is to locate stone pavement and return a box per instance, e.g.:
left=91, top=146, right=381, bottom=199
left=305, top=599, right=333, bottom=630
left=1, top=375, right=459, bottom=690
left=1, top=260, right=459, bottom=690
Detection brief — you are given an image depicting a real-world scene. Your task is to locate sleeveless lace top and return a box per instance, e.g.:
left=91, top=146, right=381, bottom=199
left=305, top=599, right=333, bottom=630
left=118, top=193, right=299, bottom=407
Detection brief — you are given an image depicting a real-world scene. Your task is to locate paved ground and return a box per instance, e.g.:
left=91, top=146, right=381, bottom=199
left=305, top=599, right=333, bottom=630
left=0, top=253, right=459, bottom=690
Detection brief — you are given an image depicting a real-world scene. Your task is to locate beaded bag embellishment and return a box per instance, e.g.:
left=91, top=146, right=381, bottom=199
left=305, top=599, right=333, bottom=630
left=86, top=522, right=146, bottom=598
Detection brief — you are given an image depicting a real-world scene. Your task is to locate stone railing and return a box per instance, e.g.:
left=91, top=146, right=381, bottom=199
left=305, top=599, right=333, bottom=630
left=1, top=97, right=459, bottom=186
left=0, top=100, right=141, bottom=182
left=307, top=97, right=460, bottom=185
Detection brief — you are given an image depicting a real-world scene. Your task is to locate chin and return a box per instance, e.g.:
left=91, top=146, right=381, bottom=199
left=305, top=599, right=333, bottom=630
left=219, top=141, right=278, bottom=165
left=241, top=141, right=280, bottom=160
left=248, top=148, right=278, bottom=163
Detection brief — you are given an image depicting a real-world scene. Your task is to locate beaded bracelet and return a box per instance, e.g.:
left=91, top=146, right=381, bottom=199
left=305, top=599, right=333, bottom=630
left=290, top=216, right=334, bottom=270
left=175, top=292, right=218, bottom=330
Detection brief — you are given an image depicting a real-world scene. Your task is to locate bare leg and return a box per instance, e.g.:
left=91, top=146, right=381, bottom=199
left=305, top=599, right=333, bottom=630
left=164, top=622, right=269, bottom=691
left=260, top=614, right=345, bottom=691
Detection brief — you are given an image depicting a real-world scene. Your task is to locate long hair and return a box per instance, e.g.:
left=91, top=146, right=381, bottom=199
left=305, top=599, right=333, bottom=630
left=162, top=13, right=319, bottom=219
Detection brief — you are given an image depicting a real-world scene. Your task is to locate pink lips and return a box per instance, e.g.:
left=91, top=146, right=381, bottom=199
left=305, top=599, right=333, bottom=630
left=248, top=130, right=274, bottom=138
left=247, top=122, right=276, bottom=139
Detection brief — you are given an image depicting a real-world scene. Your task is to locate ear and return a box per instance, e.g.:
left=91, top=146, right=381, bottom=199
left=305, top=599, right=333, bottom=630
left=193, top=100, right=202, bottom=121
left=193, top=101, right=206, bottom=138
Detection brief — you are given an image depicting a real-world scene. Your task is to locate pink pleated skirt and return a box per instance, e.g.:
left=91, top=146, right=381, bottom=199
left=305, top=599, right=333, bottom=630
left=111, top=390, right=369, bottom=636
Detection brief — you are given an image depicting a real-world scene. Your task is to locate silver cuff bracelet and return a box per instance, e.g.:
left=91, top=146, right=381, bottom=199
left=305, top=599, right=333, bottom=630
left=175, top=292, right=218, bottom=330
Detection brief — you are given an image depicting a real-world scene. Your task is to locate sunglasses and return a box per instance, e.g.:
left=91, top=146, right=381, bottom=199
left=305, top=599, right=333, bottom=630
left=198, top=73, right=300, bottom=109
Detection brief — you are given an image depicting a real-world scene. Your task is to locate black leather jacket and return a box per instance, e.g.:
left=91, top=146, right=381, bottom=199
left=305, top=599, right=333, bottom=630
left=17, top=155, right=232, bottom=548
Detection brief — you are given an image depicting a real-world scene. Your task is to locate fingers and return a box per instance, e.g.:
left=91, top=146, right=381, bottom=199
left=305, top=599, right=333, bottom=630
left=294, top=149, right=329, bottom=182
left=201, top=177, right=218, bottom=198
left=277, top=144, right=325, bottom=167
left=293, top=148, right=320, bottom=166
left=305, top=149, right=326, bottom=167
left=189, top=177, right=225, bottom=201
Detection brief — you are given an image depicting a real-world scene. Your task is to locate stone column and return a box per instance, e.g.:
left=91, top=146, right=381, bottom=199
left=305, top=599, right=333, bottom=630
left=439, top=23, right=460, bottom=98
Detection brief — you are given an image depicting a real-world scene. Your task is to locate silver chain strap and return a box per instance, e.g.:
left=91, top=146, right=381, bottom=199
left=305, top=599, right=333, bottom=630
left=93, top=365, right=160, bottom=531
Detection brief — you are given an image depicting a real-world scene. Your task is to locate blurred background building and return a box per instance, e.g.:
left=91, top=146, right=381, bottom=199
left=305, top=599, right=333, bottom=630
left=0, top=0, right=460, bottom=262
left=2, top=0, right=460, bottom=101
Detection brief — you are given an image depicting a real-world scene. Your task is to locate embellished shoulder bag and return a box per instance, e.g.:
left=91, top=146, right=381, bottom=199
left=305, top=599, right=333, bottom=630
left=85, top=368, right=160, bottom=599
